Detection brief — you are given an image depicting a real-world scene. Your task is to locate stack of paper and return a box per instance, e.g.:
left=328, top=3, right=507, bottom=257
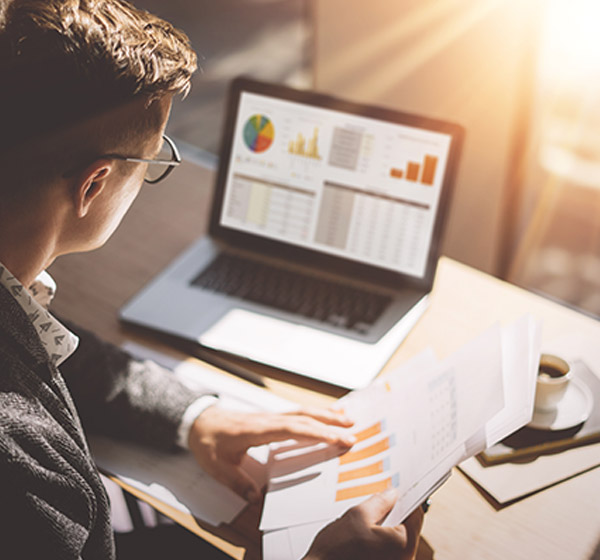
left=261, top=316, right=541, bottom=559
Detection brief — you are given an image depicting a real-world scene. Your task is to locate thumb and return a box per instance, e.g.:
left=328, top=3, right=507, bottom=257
left=402, top=505, right=425, bottom=552
left=354, top=488, right=398, bottom=524
left=214, top=462, right=262, bottom=505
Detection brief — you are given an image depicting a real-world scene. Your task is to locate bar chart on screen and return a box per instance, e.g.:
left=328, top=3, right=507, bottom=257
left=390, top=154, right=439, bottom=185
left=288, top=127, right=322, bottom=160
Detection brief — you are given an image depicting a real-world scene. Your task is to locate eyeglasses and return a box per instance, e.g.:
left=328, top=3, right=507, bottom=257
left=106, top=134, right=181, bottom=184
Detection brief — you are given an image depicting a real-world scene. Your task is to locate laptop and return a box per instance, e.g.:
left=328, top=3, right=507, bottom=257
left=120, top=77, right=464, bottom=389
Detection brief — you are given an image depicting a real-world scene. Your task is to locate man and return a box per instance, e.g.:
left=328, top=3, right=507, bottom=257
left=0, top=1, right=423, bottom=558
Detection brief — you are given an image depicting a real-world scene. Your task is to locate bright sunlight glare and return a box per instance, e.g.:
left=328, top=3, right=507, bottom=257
left=540, top=0, right=600, bottom=87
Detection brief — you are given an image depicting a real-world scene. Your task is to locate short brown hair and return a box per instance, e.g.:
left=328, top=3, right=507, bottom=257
left=0, top=0, right=197, bottom=150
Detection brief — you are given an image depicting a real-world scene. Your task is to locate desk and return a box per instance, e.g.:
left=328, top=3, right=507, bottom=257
left=48, top=159, right=600, bottom=560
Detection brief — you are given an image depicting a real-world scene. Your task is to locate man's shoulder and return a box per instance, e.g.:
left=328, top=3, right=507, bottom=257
left=0, top=378, right=52, bottom=440
left=0, top=349, right=60, bottom=453
left=0, top=376, right=87, bottom=486
left=0, top=338, right=44, bottom=391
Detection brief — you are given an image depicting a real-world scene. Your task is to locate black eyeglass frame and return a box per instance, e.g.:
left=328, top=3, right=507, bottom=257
left=105, top=134, right=181, bottom=184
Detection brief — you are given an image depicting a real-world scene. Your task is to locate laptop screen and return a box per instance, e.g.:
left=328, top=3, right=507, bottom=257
left=217, top=84, right=458, bottom=280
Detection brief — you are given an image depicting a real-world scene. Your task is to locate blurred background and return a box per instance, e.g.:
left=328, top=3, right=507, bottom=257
left=136, top=0, right=600, bottom=319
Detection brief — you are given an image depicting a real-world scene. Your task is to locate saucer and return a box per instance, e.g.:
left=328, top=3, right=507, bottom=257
left=528, top=377, right=593, bottom=431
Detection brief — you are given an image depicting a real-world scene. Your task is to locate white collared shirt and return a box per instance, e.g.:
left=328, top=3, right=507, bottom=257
left=0, top=264, right=79, bottom=366
left=0, top=262, right=215, bottom=448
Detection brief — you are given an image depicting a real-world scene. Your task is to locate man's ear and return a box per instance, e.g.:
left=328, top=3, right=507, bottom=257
left=73, top=158, right=115, bottom=218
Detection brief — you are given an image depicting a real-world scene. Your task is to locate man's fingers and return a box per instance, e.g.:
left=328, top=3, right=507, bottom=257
left=211, top=462, right=262, bottom=504
left=286, top=406, right=354, bottom=427
left=240, top=415, right=356, bottom=448
left=377, top=505, right=424, bottom=558
left=357, top=493, right=423, bottom=557
left=352, top=488, right=398, bottom=524
left=400, top=505, right=424, bottom=553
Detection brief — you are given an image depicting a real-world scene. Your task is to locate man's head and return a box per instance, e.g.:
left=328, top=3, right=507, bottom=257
left=0, top=0, right=197, bottom=148
left=0, top=0, right=196, bottom=272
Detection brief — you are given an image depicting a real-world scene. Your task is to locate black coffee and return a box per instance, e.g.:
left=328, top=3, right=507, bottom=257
left=539, top=364, right=566, bottom=378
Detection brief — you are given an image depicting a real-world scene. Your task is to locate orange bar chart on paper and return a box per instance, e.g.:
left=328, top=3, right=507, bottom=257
left=338, top=457, right=390, bottom=483
left=352, top=420, right=386, bottom=444
left=336, top=473, right=399, bottom=501
left=339, top=434, right=395, bottom=465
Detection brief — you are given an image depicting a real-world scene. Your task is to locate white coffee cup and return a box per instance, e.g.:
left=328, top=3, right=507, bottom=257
left=534, top=354, right=572, bottom=411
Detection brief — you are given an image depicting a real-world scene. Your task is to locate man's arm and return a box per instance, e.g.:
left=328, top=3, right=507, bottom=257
left=57, top=319, right=355, bottom=464
left=58, top=318, right=209, bottom=450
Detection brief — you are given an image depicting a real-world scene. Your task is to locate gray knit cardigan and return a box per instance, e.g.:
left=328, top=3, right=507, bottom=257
left=0, top=284, right=209, bottom=559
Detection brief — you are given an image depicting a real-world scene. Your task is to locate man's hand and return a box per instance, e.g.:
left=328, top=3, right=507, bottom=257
left=188, top=406, right=355, bottom=503
left=304, top=490, right=424, bottom=560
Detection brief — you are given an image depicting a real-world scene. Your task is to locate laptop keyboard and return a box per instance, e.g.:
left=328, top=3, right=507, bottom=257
left=191, top=253, right=392, bottom=333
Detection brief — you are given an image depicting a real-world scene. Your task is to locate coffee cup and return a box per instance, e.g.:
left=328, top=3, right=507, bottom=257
left=534, top=354, right=572, bottom=411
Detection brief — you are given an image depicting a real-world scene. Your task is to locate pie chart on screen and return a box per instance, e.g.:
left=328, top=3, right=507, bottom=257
left=243, top=114, right=275, bottom=153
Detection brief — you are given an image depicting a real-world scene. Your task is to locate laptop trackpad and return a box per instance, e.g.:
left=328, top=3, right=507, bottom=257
left=200, top=308, right=297, bottom=350
left=198, top=308, right=376, bottom=388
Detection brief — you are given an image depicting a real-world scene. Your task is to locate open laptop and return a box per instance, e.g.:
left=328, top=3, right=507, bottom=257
left=120, top=77, right=463, bottom=389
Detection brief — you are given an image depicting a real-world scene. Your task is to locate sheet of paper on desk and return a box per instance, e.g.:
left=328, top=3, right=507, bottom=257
left=261, top=316, right=541, bottom=559
left=459, top=441, right=600, bottom=504
left=263, top=519, right=330, bottom=560
left=90, top=436, right=247, bottom=526
left=89, top=343, right=295, bottom=526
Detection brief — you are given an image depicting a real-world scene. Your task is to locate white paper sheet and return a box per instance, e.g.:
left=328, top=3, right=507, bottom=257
left=90, top=343, right=295, bottom=526
left=263, top=519, right=331, bottom=560
left=90, top=436, right=249, bottom=525
left=263, top=518, right=330, bottom=560
left=461, top=315, right=542, bottom=457
left=260, top=323, right=509, bottom=531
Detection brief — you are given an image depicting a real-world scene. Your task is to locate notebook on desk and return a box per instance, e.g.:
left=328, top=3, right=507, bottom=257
left=120, top=77, right=464, bottom=389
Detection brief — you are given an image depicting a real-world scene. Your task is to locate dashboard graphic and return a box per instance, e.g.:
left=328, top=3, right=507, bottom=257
left=222, top=91, right=454, bottom=278
left=243, top=114, right=275, bottom=153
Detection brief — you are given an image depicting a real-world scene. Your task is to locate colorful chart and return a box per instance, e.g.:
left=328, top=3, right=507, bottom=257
left=335, top=419, right=398, bottom=502
left=243, top=114, right=275, bottom=153
left=288, top=127, right=321, bottom=159
left=390, top=154, right=438, bottom=186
